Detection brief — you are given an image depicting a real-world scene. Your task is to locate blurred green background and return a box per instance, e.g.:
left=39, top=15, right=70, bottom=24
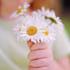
left=61, top=0, right=70, bottom=37
left=62, top=17, right=70, bottom=37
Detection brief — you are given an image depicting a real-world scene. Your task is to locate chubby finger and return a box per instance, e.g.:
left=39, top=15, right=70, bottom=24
left=29, top=67, right=48, bottom=70
left=29, top=58, right=49, bottom=67
left=29, top=50, right=50, bottom=60
left=30, top=42, right=48, bottom=51
left=27, top=40, right=48, bottom=51
left=27, top=40, right=35, bottom=48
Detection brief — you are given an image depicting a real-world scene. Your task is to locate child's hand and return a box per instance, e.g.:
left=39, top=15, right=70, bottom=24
left=27, top=40, right=70, bottom=70
left=27, top=40, right=54, bottom=70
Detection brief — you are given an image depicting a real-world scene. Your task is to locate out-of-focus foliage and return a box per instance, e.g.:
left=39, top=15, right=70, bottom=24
left=62, top=17, right=70, bottom=37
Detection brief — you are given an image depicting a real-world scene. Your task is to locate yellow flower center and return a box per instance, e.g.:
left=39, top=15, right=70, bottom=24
left=43, top=31, right=49, bottom=36
left=17, top=7, right=22, bottom=14
left=27, top=26, right=37, bottom=36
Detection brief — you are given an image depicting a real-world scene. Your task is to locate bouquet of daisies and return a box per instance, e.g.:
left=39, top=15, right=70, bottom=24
left=12, top=6, right=64, bottom=44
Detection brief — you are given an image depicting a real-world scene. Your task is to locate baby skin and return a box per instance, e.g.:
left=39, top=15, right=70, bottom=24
left=28, top=41, right=70, bottom=70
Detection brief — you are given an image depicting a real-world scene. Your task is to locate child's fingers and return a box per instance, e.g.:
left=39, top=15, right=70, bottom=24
left=28, top=42, right=54, bottom=70
left=29, top=49, right=51, bottom=60
left=29, top=49, right=54, bottom=69
left=30, top=42, right=48, bottom=51
left=29, top=58, right=49, bottom=67
left=27, top=40, right=48, bottom=50
left=29, top=67, right=48, bottom=70
left=27, top=40, right=35, bottom=48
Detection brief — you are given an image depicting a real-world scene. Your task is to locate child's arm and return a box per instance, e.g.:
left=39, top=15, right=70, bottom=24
left=27, top=41, right=69, bottom=70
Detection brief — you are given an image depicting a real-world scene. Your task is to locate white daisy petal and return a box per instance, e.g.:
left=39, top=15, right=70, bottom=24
left=13, top=6, right=63, bottom=44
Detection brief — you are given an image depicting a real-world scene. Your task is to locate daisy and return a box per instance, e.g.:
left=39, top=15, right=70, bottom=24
left=37, top=7, right=63, bottom=24
left=37, top=7, right=64, bottom=32
left=42, top=25, right=56, bottom=42
left=10, top=2, right=30, bottom=18
left=13, top=11, right=56, bottom=43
